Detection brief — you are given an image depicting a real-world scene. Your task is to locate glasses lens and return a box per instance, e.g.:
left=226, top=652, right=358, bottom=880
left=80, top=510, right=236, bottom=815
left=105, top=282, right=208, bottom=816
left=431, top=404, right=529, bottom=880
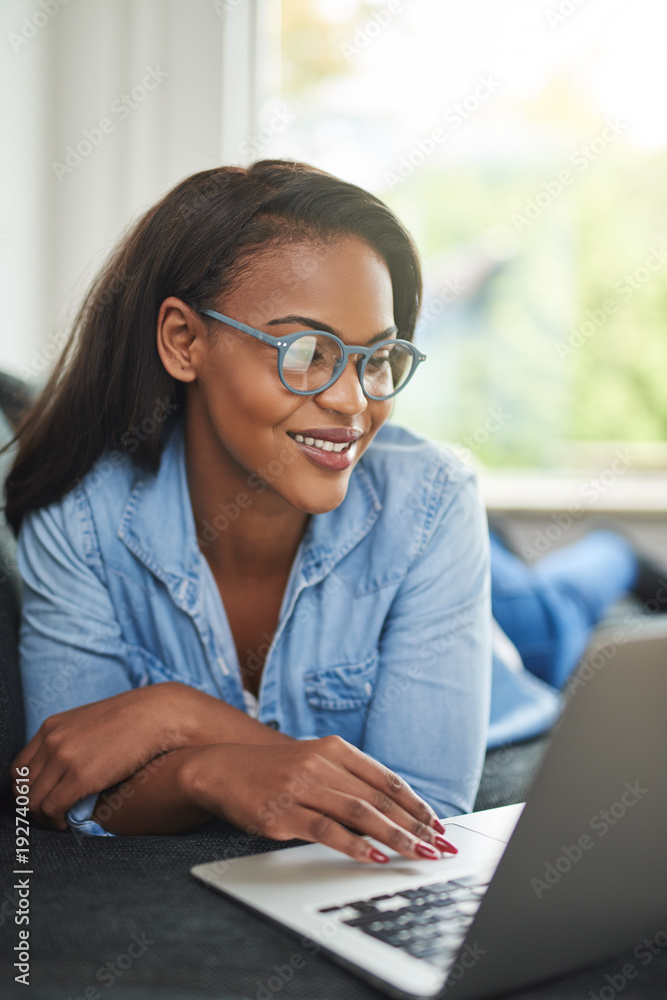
left=282, top=333, right=343, bottom=392
left=363, top=342, right=415, bottom=399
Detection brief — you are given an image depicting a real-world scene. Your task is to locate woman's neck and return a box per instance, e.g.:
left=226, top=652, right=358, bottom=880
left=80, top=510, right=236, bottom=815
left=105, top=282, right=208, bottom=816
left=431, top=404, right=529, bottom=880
left=183, top=411, right=310, bottom=580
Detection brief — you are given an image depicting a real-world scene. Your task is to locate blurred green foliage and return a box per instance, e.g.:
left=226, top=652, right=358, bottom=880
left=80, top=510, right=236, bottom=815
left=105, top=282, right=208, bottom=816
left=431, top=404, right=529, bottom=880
left=280, top=1, right=667, bottom=467
left=385, top=150, right=667, bottom=466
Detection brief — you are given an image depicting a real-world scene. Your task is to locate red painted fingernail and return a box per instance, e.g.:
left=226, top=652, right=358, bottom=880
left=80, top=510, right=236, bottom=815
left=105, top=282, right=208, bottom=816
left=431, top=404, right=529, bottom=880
left=431, top=818, right=446, bottom=834
left=435, top=836, right=458, bottom=854
left=415, top=842, right=440, bottom=860
left=370, top=848, right=390, bottom=863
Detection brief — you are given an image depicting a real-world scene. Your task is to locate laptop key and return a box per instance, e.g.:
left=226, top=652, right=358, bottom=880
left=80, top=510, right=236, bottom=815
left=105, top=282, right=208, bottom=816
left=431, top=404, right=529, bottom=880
left=343, top=912, right=394, bottom=928
left=335, top=872, right=491, bottom=965
left=449, top=873, right=493, bottom=888
left=398, top=887, right=433, bottom=900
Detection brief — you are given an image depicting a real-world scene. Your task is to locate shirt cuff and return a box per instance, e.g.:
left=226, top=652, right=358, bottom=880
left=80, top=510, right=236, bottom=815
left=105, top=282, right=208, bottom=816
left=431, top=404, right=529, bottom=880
left=66, top=793, right=116, bottom=837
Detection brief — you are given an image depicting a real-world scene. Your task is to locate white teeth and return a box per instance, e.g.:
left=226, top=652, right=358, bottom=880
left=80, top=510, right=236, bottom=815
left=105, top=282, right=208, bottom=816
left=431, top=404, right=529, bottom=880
left=291, top=433, right=352, bottom=454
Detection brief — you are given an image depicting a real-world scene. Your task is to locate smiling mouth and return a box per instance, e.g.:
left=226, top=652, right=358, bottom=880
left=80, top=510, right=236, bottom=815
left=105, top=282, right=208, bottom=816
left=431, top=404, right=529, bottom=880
left=287, top=432, right=352, bottom=454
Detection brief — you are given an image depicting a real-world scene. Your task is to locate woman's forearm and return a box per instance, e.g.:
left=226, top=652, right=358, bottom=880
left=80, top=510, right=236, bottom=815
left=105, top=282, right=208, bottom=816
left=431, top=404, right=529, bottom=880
left=90, top=738, right=456, bottom=865
left=165, top=682, right=294, bottom=748
left=16, top=682, right=293, bottom=834
left=90, top=746, right=214, bottom=835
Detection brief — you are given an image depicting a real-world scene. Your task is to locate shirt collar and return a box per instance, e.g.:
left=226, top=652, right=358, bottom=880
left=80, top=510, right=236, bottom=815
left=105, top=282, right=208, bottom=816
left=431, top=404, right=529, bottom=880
left=118, top=418, right=383, bottom=604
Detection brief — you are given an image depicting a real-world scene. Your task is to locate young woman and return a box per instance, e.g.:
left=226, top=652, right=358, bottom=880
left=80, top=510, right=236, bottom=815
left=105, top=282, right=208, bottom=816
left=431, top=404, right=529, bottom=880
left=4, top=160, right=491, bottom=862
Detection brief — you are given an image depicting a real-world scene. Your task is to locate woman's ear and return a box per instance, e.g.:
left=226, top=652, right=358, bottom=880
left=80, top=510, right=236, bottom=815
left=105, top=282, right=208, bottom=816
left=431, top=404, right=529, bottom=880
left=156, top=297, right=206, bottom=382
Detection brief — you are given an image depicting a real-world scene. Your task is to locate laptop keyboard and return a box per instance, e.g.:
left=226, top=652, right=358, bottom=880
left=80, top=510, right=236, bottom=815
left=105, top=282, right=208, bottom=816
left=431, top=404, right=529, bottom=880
left=317, top=867, right=494, bottom=969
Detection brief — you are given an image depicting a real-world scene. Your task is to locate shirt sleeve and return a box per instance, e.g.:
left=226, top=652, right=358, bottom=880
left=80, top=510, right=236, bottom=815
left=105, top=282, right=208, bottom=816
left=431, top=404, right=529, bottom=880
left=361, top=466, right=492, bottom=820
left=16, top=488, right=140, bottom=837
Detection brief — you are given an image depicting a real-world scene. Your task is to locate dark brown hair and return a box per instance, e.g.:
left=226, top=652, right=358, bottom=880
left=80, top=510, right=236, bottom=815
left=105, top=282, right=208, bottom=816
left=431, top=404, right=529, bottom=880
left=2, top=159, right=422, bottom=535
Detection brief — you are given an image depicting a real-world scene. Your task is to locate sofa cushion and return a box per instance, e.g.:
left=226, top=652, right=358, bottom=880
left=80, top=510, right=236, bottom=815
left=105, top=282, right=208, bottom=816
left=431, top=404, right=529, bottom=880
left=0, top=407, right=24, bottom=801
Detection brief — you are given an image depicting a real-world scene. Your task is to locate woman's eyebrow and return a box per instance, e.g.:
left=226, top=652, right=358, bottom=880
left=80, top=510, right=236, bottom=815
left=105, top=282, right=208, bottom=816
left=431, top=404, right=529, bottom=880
left=266, top=315, right=398, bottom=344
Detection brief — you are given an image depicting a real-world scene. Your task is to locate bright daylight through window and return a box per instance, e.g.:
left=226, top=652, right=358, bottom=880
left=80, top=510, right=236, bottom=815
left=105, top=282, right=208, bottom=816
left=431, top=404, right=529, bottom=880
left=261, top=0, right=667, bottom=472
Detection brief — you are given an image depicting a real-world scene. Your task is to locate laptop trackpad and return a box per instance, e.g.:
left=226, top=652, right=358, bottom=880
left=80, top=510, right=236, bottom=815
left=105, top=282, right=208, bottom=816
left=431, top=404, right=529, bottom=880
left=194, top=821, right=509, bottom=911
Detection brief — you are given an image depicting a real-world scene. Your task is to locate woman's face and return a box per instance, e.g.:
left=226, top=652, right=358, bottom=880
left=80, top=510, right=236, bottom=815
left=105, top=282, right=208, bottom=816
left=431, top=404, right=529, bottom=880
left=185, top=235, right=396, bottom=515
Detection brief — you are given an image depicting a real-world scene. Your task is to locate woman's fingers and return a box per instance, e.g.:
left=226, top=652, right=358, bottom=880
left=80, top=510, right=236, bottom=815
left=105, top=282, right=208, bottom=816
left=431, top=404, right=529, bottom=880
left=301, top=784, right=453, bottom=861
left=11, top=728, right=46, bottom=773
left=319, top=735, right=445, bottom=832
left=22, top=759, right=69, bottom=830
left=285, top=803, right=392, bottom=864
left=243, top=739, right=457, bottom=862
left=312, top=761, right=457, bottom=855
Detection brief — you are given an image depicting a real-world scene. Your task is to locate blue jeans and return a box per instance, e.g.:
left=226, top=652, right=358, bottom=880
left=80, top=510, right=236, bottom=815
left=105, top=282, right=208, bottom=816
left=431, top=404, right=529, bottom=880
left=490, top=529, right=638, bottom=690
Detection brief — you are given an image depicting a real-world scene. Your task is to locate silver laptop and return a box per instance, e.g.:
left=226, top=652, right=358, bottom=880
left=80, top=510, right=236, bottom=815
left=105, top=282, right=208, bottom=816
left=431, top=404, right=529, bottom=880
left=192, top=619, right=667, bottom=999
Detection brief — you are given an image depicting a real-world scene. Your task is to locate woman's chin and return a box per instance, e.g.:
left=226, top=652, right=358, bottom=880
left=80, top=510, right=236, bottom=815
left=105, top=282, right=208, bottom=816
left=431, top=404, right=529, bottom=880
left=287, top=480, right=351, bottom=516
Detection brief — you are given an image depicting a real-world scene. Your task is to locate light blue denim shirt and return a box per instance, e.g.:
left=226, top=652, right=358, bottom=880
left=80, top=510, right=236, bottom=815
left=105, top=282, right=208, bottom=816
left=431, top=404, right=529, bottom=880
left=16, top=417, right=559, bottom=837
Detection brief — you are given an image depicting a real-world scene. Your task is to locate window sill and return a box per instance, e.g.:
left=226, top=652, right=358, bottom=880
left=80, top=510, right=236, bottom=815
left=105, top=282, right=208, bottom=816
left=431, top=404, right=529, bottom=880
left=478, top=471, right=667, bottom=516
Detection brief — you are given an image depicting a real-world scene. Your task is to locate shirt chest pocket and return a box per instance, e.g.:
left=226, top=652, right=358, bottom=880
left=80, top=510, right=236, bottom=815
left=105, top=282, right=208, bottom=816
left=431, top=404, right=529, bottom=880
left=303, top=652, right=378, bottom=744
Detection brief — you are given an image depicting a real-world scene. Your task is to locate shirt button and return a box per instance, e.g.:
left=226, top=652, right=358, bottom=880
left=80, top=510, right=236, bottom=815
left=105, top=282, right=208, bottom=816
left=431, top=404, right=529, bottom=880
left=266, top=719, right=280, bottom=730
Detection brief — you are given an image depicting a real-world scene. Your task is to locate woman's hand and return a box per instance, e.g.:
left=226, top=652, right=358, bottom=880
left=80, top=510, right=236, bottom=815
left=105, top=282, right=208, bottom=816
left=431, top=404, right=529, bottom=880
left=11, top=683, right=190, bottom=831
left=11, top=681, right=292, bottom=831
left=179, top=735, right=457, bottom=863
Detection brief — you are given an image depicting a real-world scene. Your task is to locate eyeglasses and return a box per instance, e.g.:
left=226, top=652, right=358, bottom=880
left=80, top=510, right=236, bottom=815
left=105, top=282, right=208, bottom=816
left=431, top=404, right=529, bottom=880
left=199, top=308, right=426, bottom=401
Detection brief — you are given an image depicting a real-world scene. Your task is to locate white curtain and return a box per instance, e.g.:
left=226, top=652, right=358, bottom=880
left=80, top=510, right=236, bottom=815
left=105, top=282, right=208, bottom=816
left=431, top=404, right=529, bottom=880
left=0, top=0, right=266, bottom=382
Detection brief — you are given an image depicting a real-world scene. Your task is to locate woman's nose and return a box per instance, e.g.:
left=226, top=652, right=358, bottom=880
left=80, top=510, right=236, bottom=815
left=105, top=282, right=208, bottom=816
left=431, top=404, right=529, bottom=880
left=314, top=356, right=367, bottom=413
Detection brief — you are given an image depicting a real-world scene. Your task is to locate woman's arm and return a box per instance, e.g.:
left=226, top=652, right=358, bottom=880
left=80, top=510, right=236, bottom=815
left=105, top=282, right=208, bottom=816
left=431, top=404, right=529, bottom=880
left=362, top=463, right=492, bottom=818
left=12, top=682, right=294, bottom=830
left=90, top=736, right=458, bottom=864
left=14, top=497, right=294, bottom=833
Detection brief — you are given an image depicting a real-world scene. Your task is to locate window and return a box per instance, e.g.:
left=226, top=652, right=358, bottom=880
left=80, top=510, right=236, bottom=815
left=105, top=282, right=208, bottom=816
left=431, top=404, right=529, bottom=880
left=262, top=0, right=667, bottom=471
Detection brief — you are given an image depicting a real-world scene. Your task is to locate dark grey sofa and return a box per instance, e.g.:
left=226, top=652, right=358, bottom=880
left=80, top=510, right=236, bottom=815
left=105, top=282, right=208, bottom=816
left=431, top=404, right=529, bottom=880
left=1, top=376, right=665, bottom=1000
